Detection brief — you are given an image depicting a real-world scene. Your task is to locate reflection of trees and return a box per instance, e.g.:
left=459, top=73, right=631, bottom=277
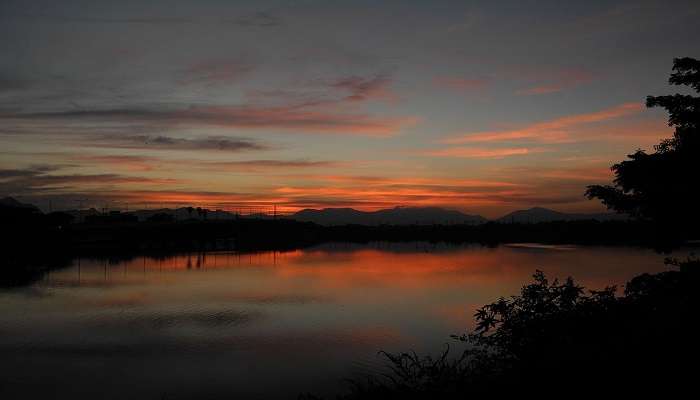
left=3, top=253, right=73, bottom=287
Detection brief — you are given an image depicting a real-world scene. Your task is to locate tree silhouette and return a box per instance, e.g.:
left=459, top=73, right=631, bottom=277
left=586, top=57, right=700, bottom=226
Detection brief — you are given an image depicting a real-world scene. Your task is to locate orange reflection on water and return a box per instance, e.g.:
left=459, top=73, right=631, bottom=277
left=2, top=243, right=677, bottom=400
left=61, top=244, right=671, bottom=295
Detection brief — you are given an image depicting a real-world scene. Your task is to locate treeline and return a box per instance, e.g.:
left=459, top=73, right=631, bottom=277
left=3, top=216, right=690, bottom=256
left=2, top=215, right=691, bottom=286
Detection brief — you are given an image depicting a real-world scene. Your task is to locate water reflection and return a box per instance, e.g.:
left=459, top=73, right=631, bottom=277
left=0, top=243, right=675, bottom=399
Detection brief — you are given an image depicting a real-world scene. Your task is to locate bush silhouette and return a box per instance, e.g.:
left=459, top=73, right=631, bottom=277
left=310, top=258, right=699, bottom=398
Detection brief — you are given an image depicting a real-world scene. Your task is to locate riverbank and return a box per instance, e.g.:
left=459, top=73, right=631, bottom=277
left=3, top=217, right=695, bottom=287
left=6, top=217, right=692, bottom=253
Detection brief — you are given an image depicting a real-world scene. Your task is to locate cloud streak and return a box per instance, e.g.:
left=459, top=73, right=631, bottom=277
left=70, top=155, right=156, bottom=172
left=4, top=11, right=284, bottom=27
left=202, top=159, right=337, bottom=172
left=515, top=68, right=596, bottom=96
left=3, top=164, right=608, bottom=218
left=424, top=147, right=537, bottom=159
left=3, top=104, right=414, bottom=136
left=95, top=134, right=270, bottom=152
left=330, top=74, right=395, bottom=102
left=433, top=76, right=490, bottom=92
left=227, top=11, right=283, bottom=27
left=0, top=165, right=179, bottom=196
left=179, top=60, right=255, bottom=86
left=445, top=102, right=644, bottom=144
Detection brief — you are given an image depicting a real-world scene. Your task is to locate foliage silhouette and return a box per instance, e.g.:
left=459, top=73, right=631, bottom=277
left=586, top=57, right=700, bottom=227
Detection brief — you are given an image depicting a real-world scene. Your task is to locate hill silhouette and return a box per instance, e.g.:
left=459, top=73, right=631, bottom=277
left=291, top=206, right=487, bottom=226
left=291, top=206, right=624, bottom=225
left=496, top=206, right=627, bottom=223
left=4, top=198, right=626, bottom=226
left=0, top=196, right=41, bottom=212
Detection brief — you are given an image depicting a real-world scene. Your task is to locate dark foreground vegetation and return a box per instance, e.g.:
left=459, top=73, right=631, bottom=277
left=302, top=257, right=699, bottom=398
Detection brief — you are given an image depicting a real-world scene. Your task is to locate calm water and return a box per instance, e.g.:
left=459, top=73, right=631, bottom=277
left=0, top=243, right=674, bottom=399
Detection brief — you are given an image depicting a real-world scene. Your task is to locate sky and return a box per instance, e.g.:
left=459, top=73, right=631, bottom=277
left=1, top=0, right=699, bottom=218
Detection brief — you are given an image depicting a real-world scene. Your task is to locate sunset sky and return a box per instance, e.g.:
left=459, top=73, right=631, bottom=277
left=1, top=0, right=698, bottom=218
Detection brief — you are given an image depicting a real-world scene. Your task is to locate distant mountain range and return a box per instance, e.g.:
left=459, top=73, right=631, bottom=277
left=0, top=197, right=626, bottom=225
left=495, top=207, right=627, bottom=224
left=291, top=207, right=488, bottom=226
left=0, top=197, right=40, bottom=212
left=290, top=206, right=626, bottom=225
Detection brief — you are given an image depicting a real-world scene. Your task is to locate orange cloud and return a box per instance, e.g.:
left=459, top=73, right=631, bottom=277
left=424, top=147, right=537, bottom=158
left=72, top=155, right=156, bottom=171
left=494, top=165, right=614, bottom=182
left=11, top=176, right=594, bottom=218
left=445, top=102, right=644, bottom=144
left=5, top=160, right=614, bottom=218
left=272, top=184, right=536, bottom=213
left=517, top=85, right=565, bottom=95
left=311, top=175, right=520, bottom=188
left=516, top=68, right=595, bottom=95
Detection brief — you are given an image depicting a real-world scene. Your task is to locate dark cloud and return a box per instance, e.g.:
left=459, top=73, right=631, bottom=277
left=179, top=60, right=256, bottom=86
left=1, top=104, right=411, bottom=135
left=246, top=73, right=396, bottom=109
left=0, top=11, right=193, bottom=25
left=0, top=74, right=30, bottom=92
left=0, top=69, right=404, bottom=139
left=0, top=165, right=178, bottom=196
left=5, top=153, right=334, bottom=174
left=0, top=165, right=58, bottom=179
left=330, top=74, right=393, bottom=102
left=0, top=114, right=272, bottom=152
left=96, top=134, right=270, bottom=152
left=27, top=174, right=176, bottom=186
left=3, top=10, right=283, bottom=27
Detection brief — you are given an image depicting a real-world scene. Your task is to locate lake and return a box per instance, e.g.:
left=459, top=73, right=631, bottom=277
left=0, top=243, right=675, bottom=399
